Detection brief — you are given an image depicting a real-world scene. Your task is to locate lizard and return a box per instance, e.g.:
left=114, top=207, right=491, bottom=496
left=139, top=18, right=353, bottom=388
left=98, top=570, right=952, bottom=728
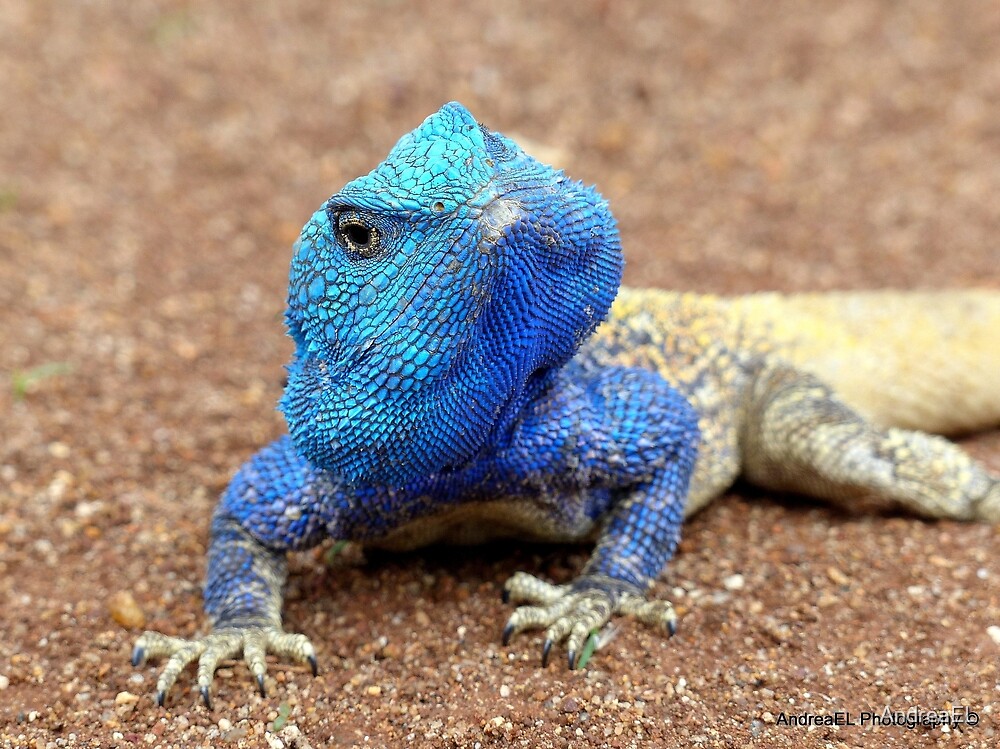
left=132, top=102, right=1000, bottom=707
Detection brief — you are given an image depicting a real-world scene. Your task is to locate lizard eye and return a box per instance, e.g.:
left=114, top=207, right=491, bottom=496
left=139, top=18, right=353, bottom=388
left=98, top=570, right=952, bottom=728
left=336, top=215, right=381, bottom=258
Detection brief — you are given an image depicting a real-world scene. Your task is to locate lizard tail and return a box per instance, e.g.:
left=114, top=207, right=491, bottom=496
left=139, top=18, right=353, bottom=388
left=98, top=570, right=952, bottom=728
left=734, top=290, right=1000, bottom=436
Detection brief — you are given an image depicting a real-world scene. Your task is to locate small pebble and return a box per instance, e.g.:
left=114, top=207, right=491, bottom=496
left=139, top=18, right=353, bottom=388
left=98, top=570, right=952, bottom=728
left=107, top=591, right=146, bottom=629
left=722, top=573, right=745, bottom=591
left=987, top=625, right=1000, bottom=646
left=826, top=566, right=849, bottom=585
left=817, top=592, right=839, bottom=608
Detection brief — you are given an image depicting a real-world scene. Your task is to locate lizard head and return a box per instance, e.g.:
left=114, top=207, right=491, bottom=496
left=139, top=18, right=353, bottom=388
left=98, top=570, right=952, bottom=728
left=281, top=102, right=623, bottom=486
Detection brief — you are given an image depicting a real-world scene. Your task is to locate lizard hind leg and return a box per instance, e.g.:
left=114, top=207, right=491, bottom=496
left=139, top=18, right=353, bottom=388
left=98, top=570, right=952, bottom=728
left=740, top=361, right=1000, bottom=522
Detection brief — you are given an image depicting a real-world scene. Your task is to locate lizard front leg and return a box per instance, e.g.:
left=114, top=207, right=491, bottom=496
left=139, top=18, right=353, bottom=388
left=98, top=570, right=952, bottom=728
left=132, top=437, right=336, bottom=707
left=500, top=366, right=700, bottom=668
left=502, top=477, right=690, bottom=669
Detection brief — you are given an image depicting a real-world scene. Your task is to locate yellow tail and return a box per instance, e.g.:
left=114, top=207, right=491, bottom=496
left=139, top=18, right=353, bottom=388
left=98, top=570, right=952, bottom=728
left=733, top=290, right=1000, bottom=435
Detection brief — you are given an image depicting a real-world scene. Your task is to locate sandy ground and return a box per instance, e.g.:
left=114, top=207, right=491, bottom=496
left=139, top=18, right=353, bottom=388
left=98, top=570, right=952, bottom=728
left=2, top=1, right=999, bottom=747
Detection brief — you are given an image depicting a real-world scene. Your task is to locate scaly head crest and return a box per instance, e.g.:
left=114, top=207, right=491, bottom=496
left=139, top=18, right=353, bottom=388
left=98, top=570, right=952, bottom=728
left=282, top=102, right=623, bottom=486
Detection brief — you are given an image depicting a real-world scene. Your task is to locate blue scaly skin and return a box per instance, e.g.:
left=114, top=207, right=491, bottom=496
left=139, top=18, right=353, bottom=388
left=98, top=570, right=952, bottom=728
left=133, top=103, right=699, bottom=706
left=134, top=103, right=1000, bottom=707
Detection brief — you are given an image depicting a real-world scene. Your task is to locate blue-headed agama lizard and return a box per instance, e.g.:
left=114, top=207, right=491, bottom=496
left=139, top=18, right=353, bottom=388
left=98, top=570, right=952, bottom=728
left=132, top=102, right=1000, bottom=707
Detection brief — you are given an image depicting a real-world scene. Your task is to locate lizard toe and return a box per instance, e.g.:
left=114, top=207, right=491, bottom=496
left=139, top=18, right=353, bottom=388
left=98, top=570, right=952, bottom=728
left=502, top=571, right=567, bottom=605
left=618, top=592, right=678, bottom=635
left=502, top=597, right=574, bottom=644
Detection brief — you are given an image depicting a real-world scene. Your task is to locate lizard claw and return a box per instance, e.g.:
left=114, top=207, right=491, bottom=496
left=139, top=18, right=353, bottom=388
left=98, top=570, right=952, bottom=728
left=541, top=638, right=554, bottom=667
left=132, top=625, right=317, bottom=706
left=501, top=571, right=677, bottom=669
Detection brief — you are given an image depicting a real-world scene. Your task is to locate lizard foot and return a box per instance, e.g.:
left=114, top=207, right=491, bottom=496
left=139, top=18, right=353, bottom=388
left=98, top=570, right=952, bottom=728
left=501, top=571, right=676, bottom=669
left=131, top=626, right=317, bottom=708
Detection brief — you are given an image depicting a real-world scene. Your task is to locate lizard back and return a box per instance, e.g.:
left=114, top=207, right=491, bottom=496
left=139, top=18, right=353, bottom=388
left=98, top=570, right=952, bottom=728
left=584, top=286, right=1000, bottom=514
left=729, top=289, right=1000, bottom=436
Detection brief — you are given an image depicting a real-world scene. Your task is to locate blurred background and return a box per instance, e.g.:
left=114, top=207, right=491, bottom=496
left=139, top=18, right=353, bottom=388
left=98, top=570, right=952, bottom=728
left=1, top=1, right=998, bottom=745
